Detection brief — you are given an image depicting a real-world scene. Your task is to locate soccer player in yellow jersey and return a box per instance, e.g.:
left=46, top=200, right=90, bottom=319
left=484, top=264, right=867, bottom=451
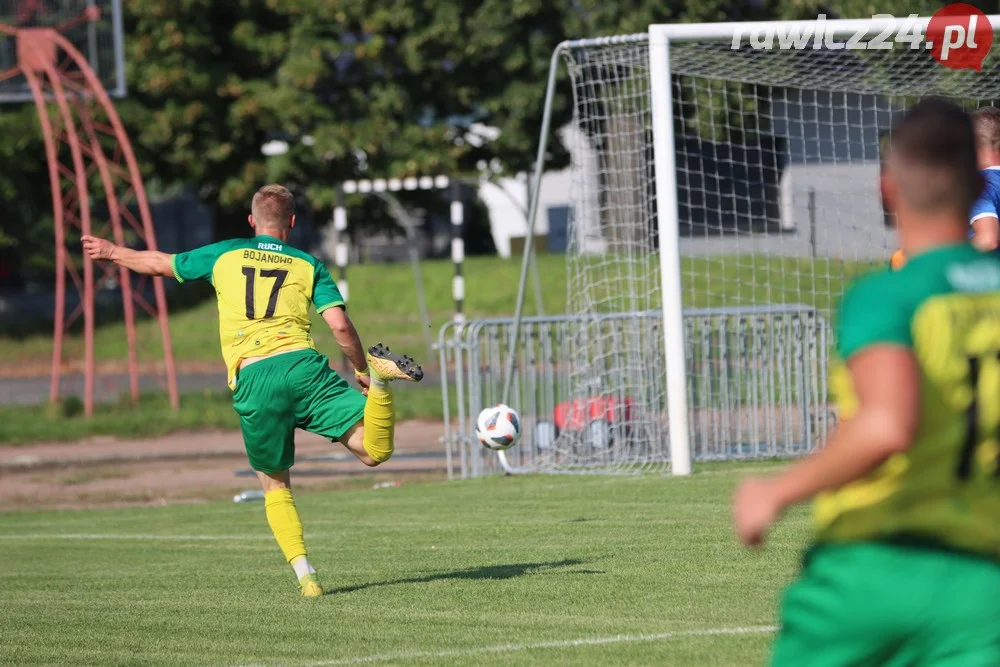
left=82, top=184, right=423, bottom=598
left=734, top=98, right=1000, bottom=665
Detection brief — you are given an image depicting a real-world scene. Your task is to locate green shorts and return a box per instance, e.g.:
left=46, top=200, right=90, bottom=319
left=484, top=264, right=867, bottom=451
left=232, top=349, right=366, bottom=473
left=772, top=542, right=1000, bottom=667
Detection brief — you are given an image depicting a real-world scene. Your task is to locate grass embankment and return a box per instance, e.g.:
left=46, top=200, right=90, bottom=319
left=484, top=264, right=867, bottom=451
left=0, top=384, right=451, bottom=445
left=0, top=253, right=880, bottom=444
left=2, top=254, right=878, bottom=367
left=1, top=255, right=570, bottom=367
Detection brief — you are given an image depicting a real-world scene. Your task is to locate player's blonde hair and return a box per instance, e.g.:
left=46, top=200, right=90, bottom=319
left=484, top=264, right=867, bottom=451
left=251, top=184, right=295, bottom=230
left=972, top=106, right=1000, bottom=153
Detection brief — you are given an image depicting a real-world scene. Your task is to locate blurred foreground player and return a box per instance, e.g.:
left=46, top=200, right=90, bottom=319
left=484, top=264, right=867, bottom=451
left=890, top=105, right=1000, bottom=269
left=733, top=98, right=1000, bottom=665
left=83, top=185, right=423, bottom=597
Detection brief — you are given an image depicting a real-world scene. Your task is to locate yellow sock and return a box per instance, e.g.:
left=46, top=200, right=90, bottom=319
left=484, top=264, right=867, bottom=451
left=362, top=383, right=395, bottom=463
left=264, top=489, right=307, bottom=564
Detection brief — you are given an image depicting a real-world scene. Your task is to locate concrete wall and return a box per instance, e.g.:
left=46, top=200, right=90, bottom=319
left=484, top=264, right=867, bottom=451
left=680, top=162, right=895, bottom=261
left=480, top=125, right=601, bottom=258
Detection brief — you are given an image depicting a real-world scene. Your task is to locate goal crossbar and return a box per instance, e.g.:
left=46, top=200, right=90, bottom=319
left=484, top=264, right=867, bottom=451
left=650, top=15, right=1000, bottom=41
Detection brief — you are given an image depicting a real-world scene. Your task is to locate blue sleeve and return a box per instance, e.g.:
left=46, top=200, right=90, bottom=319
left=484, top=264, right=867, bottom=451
left=970, top=179, right=1000, bottom=225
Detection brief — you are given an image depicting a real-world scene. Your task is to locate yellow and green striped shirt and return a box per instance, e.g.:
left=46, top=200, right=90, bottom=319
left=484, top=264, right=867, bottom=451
left=171, top=235, right=343, bottom=389
left=818, top=244, right=1000, bottom=560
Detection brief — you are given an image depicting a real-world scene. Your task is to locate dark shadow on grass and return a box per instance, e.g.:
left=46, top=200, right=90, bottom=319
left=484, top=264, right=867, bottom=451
left=325, top=558, right=601, bottom=595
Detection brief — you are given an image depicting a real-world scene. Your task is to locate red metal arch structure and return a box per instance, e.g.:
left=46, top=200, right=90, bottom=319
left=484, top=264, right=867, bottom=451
left=0, top=6, right=178, bottom=416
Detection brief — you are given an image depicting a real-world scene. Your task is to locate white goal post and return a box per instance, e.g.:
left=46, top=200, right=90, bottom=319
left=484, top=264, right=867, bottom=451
left=482, top=15, right=1000, bottom=479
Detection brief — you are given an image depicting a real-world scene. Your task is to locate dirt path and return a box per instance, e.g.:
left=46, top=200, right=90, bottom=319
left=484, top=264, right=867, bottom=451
left=0, top=420, right=450, bottom=512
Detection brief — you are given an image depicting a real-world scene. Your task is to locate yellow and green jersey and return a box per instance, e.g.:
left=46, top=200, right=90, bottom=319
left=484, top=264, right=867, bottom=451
left=171, top=235, right=344, bottom=389
left=817, top=243, right=1000, bottom=560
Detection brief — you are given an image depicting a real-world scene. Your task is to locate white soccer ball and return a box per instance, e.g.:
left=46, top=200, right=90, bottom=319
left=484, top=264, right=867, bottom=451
left=475, top=404, right=521, bottom=451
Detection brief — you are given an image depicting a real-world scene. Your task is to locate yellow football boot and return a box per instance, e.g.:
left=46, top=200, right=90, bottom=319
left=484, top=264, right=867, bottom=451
left=299, top=574, right=324, bottom=598
left=366, top=343, right=424, bottom=382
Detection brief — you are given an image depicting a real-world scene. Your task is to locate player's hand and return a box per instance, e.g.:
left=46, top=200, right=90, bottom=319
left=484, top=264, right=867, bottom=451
left=81, top=235, right=117, bottom=262
left=732, top=477, right=782, bottom=548
left=356, top=373, right=370, bottom=396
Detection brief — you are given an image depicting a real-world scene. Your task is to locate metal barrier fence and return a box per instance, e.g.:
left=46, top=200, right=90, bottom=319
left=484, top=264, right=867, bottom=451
left=439, top=306, right=832, bottom=479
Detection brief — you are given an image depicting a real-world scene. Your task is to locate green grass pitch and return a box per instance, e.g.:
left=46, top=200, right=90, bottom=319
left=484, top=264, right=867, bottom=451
left=0, top=466, right=808, bottom=666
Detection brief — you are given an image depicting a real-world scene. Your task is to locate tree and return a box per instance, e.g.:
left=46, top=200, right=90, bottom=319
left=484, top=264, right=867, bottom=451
left=7, top=0, right=955, bottom=277
left=117, top=0, right=296, bottom=238
left=0, top=104, right=52, bottom=286
left=117, top=0, right=580, bottom=239
left=246, top=0, right=579, bottom=210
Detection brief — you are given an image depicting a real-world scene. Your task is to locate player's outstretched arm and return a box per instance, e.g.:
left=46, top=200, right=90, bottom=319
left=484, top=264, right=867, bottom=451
left=733, top=345, right=919, bottom=547
left=969, top=179, right=999, bottom=251
left=81, top=235, right=174, bottom=277
left=322, top=306, right=369, bottom=391
left=972, top=216, right=999, bottom=251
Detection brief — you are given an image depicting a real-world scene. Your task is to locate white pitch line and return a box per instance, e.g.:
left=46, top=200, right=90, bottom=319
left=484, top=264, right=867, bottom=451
left=0, top=533, right=274, bottom=541
left=284, top=625, right=778, bottom=667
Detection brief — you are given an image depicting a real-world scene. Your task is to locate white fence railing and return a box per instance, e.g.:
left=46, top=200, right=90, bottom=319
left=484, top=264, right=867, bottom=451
left=439, top=306, right=832, bottom=479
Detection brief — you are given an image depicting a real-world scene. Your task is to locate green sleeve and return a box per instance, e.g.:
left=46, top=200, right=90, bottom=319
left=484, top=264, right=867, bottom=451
left=171, top=241, right=231, bottom=283
left=313, top=262, right=344, bottom=313
left=836, top=274, right=913, bottom=360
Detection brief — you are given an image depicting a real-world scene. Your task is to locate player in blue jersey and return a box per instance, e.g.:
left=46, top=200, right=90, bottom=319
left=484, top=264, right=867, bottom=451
left=890, top=105, right=1000, bottom=268
left=969, top=106, right=1000, bottom=251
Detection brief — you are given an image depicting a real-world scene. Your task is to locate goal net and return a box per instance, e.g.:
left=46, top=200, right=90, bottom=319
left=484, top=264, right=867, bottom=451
left=542, top=20, right=1000, bottom=473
